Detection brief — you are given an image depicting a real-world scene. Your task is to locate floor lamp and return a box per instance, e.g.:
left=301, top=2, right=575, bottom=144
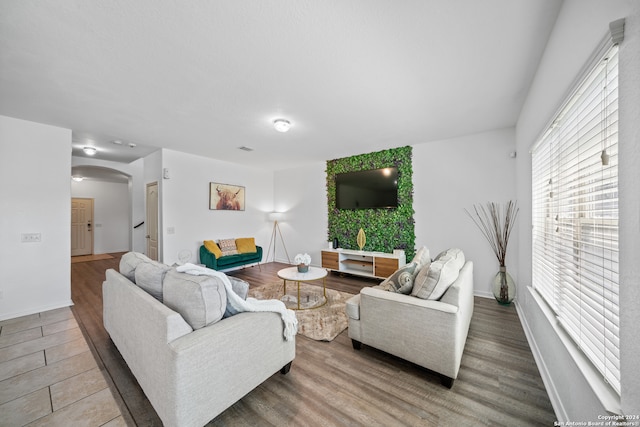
left=265, top=212, right=291, bottom=264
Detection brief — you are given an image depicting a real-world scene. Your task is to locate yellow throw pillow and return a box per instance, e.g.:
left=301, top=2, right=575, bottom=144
left=236, top=237, right=257, bottom=254
left=204, top=240, right=223, bottom=258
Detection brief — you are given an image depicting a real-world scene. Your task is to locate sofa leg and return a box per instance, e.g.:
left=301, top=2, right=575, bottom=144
left=280, top=362, right=292, bottom=375
left=440, top=375, right=454, bottom=389
left=351, top=339, right=362, bottom=350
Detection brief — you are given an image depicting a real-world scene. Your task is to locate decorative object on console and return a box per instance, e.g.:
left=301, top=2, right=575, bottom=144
left=294, top=253, right=311, bottom=273
left=465, top=201, right=519, bottom=305
left=357, top=228, right=366, bottom=250
left=209, top=182, right=245, bottom=211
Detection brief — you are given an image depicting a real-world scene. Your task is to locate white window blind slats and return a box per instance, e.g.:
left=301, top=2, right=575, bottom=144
left=532, top=44, right=620, bottom=394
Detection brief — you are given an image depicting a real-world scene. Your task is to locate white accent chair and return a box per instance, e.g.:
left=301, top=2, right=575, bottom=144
left=345, top=261, right=473, bottom=388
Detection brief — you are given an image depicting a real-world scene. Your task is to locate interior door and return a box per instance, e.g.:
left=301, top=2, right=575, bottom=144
left=71, top=198, right=94, bottom=256
left=146, top=182, right=159, bottom=261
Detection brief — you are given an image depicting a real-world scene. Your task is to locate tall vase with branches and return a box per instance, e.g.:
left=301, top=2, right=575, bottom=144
left=465, top=201, right=519, bottom=305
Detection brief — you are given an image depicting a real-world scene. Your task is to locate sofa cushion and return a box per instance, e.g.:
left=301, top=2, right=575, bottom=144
left=235, top=237, right=257, bottom=254
left=224, top=277, right=250, bottom=318
left=134, top=261, right=171, bottom=302
left=411, top=246, right=431, bottom=270
left=204, top=240, right=223, bottom=258
left=216, top=252, right=260, bottom=267
left=411, top=248, right=465, bottom=300
left=119, top=252, right=153, bottom=282
left=218, top=238, right=239, bottom=256
left=163, top=270, right=227, bottom=330
left=379, top=262, right=419, bottom=294
left=435, top=247, right=465, bottom=264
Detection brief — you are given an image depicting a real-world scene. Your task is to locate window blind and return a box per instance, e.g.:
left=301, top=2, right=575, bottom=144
left=532, top=45, right=619, bottom=394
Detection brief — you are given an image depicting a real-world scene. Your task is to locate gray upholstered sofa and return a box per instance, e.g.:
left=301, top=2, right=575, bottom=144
left=103, top=252, right=295, bottom=427
left=346, top=248, right=473, bottom=388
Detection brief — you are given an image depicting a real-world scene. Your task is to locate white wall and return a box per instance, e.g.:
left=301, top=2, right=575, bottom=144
left=515, top=0, right=640, bottom=420
left=413, top=128, right=517, bottom=297
left=71, top=180, right=129, bottom=253
left=273, top=162, right=328, bottom=266
left=159, top=149, right=274, bottom=266
left=0, top=115, right=72, bottom=320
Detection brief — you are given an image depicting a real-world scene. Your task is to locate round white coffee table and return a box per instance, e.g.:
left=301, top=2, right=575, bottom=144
left=277, top=266, right=328, bottom=310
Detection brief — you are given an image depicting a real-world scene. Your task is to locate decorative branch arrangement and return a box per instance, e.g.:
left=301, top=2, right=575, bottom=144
left=465, top=201, right=519, bottom=268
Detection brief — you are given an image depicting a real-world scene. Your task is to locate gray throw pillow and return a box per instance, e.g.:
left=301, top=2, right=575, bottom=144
left=412, top=248, right=465, bottom=300
left=119, top=252, right=153, bottom=282
left=163, top=270, right=227, bottom=330
left=134, top=261, right=171, bottom=302
left=379, top=262, right=419, bottom=294
left=224, top=277, right=250, bottom=318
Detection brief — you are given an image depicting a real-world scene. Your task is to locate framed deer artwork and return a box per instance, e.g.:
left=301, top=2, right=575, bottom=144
left=209, top=182, right=245, bottom=211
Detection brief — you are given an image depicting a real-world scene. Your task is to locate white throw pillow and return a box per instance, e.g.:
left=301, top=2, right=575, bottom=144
left=411, top=248, right=465, bottom=300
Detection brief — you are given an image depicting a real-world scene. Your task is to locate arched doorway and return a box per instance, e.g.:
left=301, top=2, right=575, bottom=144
left=70, top=165, right=133, bottom=257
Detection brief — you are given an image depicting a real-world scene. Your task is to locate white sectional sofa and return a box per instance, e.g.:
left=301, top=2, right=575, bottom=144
left=102, top=253, right=295, bottom=427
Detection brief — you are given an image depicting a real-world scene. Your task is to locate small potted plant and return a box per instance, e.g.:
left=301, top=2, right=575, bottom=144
left=294, top=253, right=311, bottom=273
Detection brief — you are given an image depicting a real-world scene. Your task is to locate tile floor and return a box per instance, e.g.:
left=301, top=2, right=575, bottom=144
left=0, top=307, right=127, bottom=426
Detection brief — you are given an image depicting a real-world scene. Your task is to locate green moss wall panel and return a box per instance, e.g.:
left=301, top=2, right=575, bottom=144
left=326, top=146, right=415, bottom=260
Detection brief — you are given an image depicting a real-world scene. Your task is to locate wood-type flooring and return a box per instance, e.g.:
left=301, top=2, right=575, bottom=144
left=70, top=253, right=556, bottom=426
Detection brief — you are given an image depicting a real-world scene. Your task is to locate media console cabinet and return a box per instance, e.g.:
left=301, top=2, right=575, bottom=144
left=321, top=248, right=406, bottom=279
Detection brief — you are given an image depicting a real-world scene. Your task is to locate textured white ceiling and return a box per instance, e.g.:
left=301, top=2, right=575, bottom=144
left=0, top=0, right=562, bottom=171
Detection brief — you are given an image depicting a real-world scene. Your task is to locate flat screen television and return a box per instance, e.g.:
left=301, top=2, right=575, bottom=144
left=335, top=167, right=398, bottom=209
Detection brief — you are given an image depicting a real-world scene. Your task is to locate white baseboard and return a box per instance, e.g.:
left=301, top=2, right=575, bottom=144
left=0, top=300, right=74, bottom=322
left=515, top=295, right=566, bottom=422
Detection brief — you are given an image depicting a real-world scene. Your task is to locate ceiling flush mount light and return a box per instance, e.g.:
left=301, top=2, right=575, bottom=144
left=83, top=146, right=97, bottom=156
left=273, top=119, right=291, bottom=133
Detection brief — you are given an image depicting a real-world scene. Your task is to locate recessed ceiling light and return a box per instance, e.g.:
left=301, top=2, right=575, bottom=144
left=111, top=140, right=123, bottom=145
left=128, top=143, right=137, bottom=148
left=72, top=175, right=84, bottom=182
left=273, top=119, right=291, bottom=133
left=83, top=146, right=97, bottom=156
